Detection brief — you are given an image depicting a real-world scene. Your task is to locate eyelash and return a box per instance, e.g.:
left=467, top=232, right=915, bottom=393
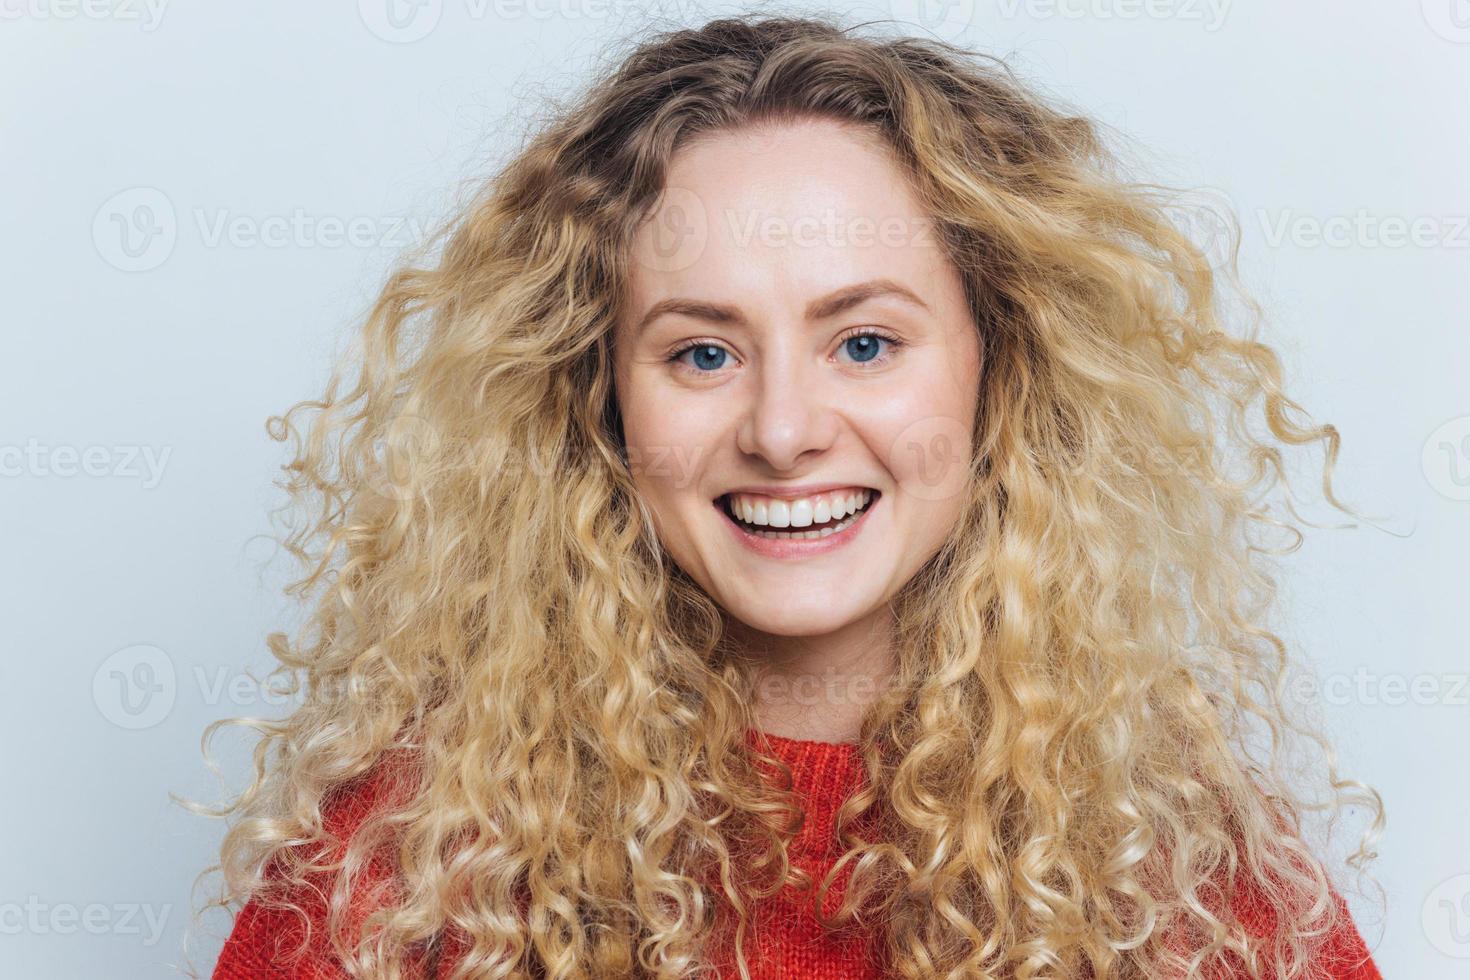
left=665, top=328, right=905, bottom=373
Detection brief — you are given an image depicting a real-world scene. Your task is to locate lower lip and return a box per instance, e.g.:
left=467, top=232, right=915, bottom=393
left=714, top=494, right=879, bottom=559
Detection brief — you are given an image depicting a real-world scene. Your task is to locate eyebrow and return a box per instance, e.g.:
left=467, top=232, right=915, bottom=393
left=632, top=278, right=931, bottom=336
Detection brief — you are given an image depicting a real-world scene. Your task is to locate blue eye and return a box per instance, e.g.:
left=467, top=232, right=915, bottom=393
left=839, top=331, right=902, bottom=365
left=672, top=343, right=729, bottom=372
left=843, top=334, right=886, bottom=363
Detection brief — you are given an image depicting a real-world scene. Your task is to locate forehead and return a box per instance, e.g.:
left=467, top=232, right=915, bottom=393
left=623, top=119, right=946, bottom=320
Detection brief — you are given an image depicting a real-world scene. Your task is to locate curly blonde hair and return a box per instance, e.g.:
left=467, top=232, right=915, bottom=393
left=191, top=13, right=1383, bottom=979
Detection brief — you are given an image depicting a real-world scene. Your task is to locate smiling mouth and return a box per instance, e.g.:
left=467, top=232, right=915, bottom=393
left=717, top=489, right=880, bottom=540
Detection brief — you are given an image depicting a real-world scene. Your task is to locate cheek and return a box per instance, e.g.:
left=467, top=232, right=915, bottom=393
left=861, top=374, right=976, bottom=507
left=621, top=391, right=713, bottom=516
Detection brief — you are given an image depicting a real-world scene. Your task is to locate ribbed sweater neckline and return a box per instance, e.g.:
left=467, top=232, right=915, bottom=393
left=742, top=728, right=866, bottom=859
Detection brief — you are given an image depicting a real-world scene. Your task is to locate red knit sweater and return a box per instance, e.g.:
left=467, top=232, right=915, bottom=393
left=211, top=729, right=1383, bottom=979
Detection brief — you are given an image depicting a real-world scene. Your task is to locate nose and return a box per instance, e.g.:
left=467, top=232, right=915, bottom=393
left=733, top=348, right=840, bottom=471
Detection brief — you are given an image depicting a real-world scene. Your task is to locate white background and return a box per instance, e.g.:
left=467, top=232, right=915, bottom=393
left=2, top=1, right=1466, bottom=976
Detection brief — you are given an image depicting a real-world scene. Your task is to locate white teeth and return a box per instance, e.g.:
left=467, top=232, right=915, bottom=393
left=745, top=509, right=862, bottom=539
left=722, top=488, right=875, bottom=532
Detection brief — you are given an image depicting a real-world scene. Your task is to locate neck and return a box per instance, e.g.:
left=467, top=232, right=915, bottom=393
left=729, top=605, right=896, bottom=744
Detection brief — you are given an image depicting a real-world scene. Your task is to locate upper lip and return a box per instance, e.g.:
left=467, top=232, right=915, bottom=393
left=717, top=482, right=879, bottom=500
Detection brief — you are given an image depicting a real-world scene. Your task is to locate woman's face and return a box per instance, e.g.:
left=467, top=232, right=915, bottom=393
left=612, top=118, right=981, bottom=640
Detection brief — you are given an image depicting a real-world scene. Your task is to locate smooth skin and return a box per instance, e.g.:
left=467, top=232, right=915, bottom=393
left=612, top=117, right=982, bottom=743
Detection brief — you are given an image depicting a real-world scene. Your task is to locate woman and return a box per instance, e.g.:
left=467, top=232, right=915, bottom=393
left=202, top=14, right=1384, bottom=979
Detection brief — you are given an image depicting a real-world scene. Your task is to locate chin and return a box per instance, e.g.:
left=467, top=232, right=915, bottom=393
left=718, top=593, right=876, bottom=639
